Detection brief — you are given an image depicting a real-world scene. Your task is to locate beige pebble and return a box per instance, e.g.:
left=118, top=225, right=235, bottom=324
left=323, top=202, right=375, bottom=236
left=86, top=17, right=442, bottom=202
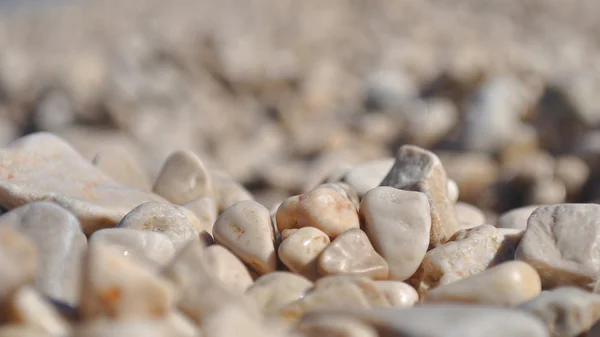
left=80, top=244, right=175, bottom=321
left=204, top=245, right=254, bottom=293
left=342, top=158, right=395, bottom=197
left=90, top=228, right=176, bottom=269
left=526, top=178, right=566, bottom=205
left=455, top=202, right=486, bottom=229
left=183, top=196, right=217, bottom=234
left=280, top=228, right=298, bottom=241
left=3, top=286, right=70, bottom=336
left=202, top=304, right=285, bottom=337
left=165, top=311, right=200, bottom=337
left=0, top=226, right=38, bottom=300
left=380, top=145, right=460, bottom=247
left=92, top=147, right=151, bottom=191
left=279, top=227, right=330, bottom=280
left=246, top=272, right=313, bottom=312
left=317, top=182, right=360, bottom=210
left=276, top=187, right=360, bottom=239
left=412, top=225, right=503, bottom=295
left=72, top=319, right=175, bottom=337
left=318, top=228, right=388, bottom=280
left=422, top=261, right=541, bottom=306
left=516, top=204, right=600, bottom=290
left=555, top=155, right=589, bottom=199
left=447, top=179, right=459, bottom=203
left=495, top=205, right=540, bottom=230
left=117, top=202, right=200, bottom=250
left=373, top=281, right=418, bottom=308
left=213, top=200, right=276, bottom=275
left=211, top=170, right=254, bottom=213
left=152, top=150, right=212, bottom=205
left=296, top=314, right=378, bottom=337
left=0, top=132, right=166, bottom=235
left=439, top=152, right=499, bottom=205
left=0, top=325, right=52, bottom=337
left=360, top=187, right=431, bottom=281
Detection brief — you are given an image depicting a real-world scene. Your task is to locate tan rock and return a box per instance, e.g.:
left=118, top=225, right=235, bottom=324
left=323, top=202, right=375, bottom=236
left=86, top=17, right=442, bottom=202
left=117, top=202, right=200, bottom=250
left=317, top=182, right=360, bottom=210
left=413, top=225, right=503, bottom=295
left=183, top=196, right=217, bottom=234
left=495, top=205, right=540, bottom=230
left=0, top=226, right=38, bottom=300
left=72, top=319, right=175, bottom=337
left=212, top=200, right=276, bottom=275
left=152, top=150, right=212, bottom=205
left=360, top=187, right=431, bottom=281
left=455, top=202, right=486, bottom=229
left=447, top=179, right=459, bottom=203
left=373, top=281, right=418, bottom=308
left=526, top=178, right=566, bottom=205
left=246, top=272, right=313, bottom=312
left=422, top=261, right=541, bottom=306
left=296, top=314, right=378, bottom=337
left=211, top=170, right=254, bottom=213
left=280, top=228, right=298, bottom=241
left=555, top=155, right=589, bottom=199
left=438, top=152, right=499, bottom=205
left=380, top=145, right=460, bottom=247
left=202, top=304, right=285, bottom=337
left=0, top=326, right=52, bottom=337
left=204, top=245, right=253, bottom=293
left=92, top=147, right=151, bottom=191
left=278, top=227, right=330, bottom=280
left=318, top=228, right=388, bottom=280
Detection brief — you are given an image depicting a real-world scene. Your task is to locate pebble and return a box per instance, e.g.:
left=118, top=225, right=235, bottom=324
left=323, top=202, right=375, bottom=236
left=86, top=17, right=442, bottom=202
left=0, top=326, right=53, bottom=337
left=438, top=152, right=499, bottom=204
left=117, top=202, right=201, bottom=250
left=245, top=272, right=313, bottom=312
left=554, top=155, right=590, bottom=198
left=422, top=261, right=541, bottom=306
left=495, top=205, right=540, bottom=230
left=316, top=182, right=360, bottom=210
left=447, top=179, right=459, bottom=203
left=0, top=132, right=165, bottom=235
left=182, top=196, right=218, bottom=234
left=212, top=200, right=277, bottom=275
left=317, top=228, right=388, bottom=280
left=89, top=228, right=176, bottom=268
left=79, top=243, right=176, bottom=321
left=516, top=204, right=600, bottom=290
left=276, top=187, right=360, bottom=239
left=278, top=227, right=330, bottom=280
left=210, top=170, right=255, bottom=213
left=454, top=202, right=486, bottom=229
left=518, top=287, right=600, bottom=337
left=526, top=178, right=566, bottom=205
left=0, top=201, right=86, bottom=305
left=0, top=226, right=38, bottom=300
left=373, top=281, right=419, bottom=308
left=296, top=314, right=378, bottom=337
left=380, top=145, right=460, bottom=247
left=92, top=147, right=151, bottom=191
left=152, top=150, right=212, bottom=205
left=341, top=158, right=395, bottom=197
left=201, top=304, right=285, bottom=337
left=412, top=225, right=503, bottom=295
left=203, top=245, right=254, bottom=293
left=72, top=319, right=175, bottom=337
left=359, top=187, right=431, bottom=281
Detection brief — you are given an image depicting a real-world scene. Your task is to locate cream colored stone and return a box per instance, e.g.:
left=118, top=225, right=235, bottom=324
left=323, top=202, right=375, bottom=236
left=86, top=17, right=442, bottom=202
left=495, top=205, right=540, bottom=230
left=204, top=245, right=253, bottom=293
left=72, top=319, right=174, bottom=337
left=278, top=227, right=330, bottom=280
left=380, top=145, right=460, bottom=247
left=373, top=281, right=418, bottom=308
left=183, top=196, right=217, bottom=234
left=296, top=314, right=378, bottom=337
left=317, top=182, right=360, bottom=210
left=422, top=261, right=541, bottom=306
left=246, top=272, right=313, bottom=312
left=447, top=179, right=459, bottom=203
left=165, top=311, right=200, bottom=337
left=455, top=202, right=486, bottom=229
left=318, top=228, right=388, bottom=280
left=152, top=150, right=212, bottom=205
left=276, top=187, right=360, bottom=239
left=80, top=244, right=175, bottom=320
left=117, top=202, right=200, bottom=250
left=280, top=228, right=298, bottom=241
left=555, top=155, right=589, bottom=198
left=342, top=158, right=395, bottom=197
left=211, top=170, right=254, bottom=213
left=0, top=226, right=38, bottom=300
left=212, top=200, right=276, bottom=275
left=92, top=147, right=151, bottom=191
left=526, top=178, right=566, bottom=205
left=413, top=225, right=503, bottom=295
left=360, top=187, right=431, bottom=281
left=0, top=326, right=51, bottom=337
left=202, top=304, right=285, bottom=337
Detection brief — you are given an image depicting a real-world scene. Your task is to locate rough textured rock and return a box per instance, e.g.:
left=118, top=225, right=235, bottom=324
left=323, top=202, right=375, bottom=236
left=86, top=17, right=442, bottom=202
left=152, top=150, right=212, bottom=205
left=246, top=272, right=313, bottom=313
left=380, top=145, right=459, bottom=247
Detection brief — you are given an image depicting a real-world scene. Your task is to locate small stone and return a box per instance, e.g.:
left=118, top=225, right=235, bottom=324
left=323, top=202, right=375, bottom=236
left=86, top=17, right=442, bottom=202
left=204, top=245, right=254, bottom=293
left=318, top=228, right=388, bottom=280
left=455, top=202, right=486, bottom=229
left=92, top=147, right=151, bottom=191
left=0, top=132, right=166, bottom=235
left=211, top=170, right=254, bottom=213
left=0, top=326, right=51, bottom=337
left=495, top=205, right=540, bottom=230
left=245, top=272, right=313, bottom=312
left=555, top=155, right=590, bottom=199
left=276, top=187, right=360, bottom=239
left=518, top=287, right=600, bottom=337
left=373, top=281, right=418, bottom=308
left=380, top=145, right=459, bottom=247
left=0, top=201, right=86, bottom=305
left=80, top=244, right=175, bottom=320
left=447, top=179, right=459, bottom=203
left=72, top=319, right=174, bottom=337
left=516, top=204, right=600, bottom=290
left=0, top=226, right=38, bottom=300
left=423, top=261, right=541, bottom=306
left=316, top=182, right=360, bottom=210
left=117, top=202, right=200, bottom=250
left=279, top=227, right=330, bottom=280
left=165, top=311, right=199, bottom=337
left=152, top=150, right=212, bottom=205
left=201, top=304, right=284, bottom=337
left=296, top=314, right=378, bottom=337
left=360, top=187, right=431, bottom=281
left=212, top=200, right=276, bottom=275
left=342, top=158, right=395, bottom=197
left=89, top=228, right=175, bottom=268
left=526, top=178, right=566, bottom=205
left=413, top=225, right=503, bottom=295
left=182, top=196, right=217, bottom=234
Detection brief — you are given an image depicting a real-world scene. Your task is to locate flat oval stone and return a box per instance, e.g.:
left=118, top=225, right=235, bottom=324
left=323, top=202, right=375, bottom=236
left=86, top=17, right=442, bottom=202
left=152, top=150, right=212, bottom=205
left=204, top=245, right=253, bottom=293
left=0, top=132, right=166, bottom=235
left=0, top=226, right=38, bottom=300
left=90, top=228, right=175, bottom=268
left=360, top=187, right=431, bottom=281
left=318, top=228, right=388, bottom=280
left=278, top=227, right=330, bottom=280
left=496, top=205, right=540, bottom=230
left=422, top=261, right=541, bottom=306
left=373, top=281, right=418, bottom=308
left=245, top=272, right=313, bottom=312
left=0, top=201, right=86, bottom=305
left=117, top=202, right=200, bottom=250
left=212, top=200, right=276, bottom=275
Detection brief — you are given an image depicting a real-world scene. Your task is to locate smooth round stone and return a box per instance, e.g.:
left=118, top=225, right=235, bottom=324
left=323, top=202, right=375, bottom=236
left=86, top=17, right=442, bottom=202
left=117, top=202, right=200, bottom=250
left=90, top=228, right=175, bottom=268
left=455, top=202, right=486, bottom=229
left=204, top=245, right=254, bottom=293
left=360, top=187, right=431, bottom=281
left=447, top=179, right=459, bottom=203
left=213, top=200, right=276, bottom=275
left=495, top=205, right=540, bottom=230
left=373, top=281, right=418, bottom=308
left=296, top=314, right=378, bottom=337
left=211, top=170, right=254, bottom=213
left=279, top=227, right=330, bottom=280
left=245, top=272, right=313, bottom=312
left=92, top=147, right=151, bottom=191
left=422, top=261, right=541, bottom=306
left=183, top=196, right=217, bottom=234
left=152, top=150, right=212, bottom=205
left=0, top=226, right=38, bottom=300
left=342, top=158, right=395, bottom=197
left=0, top=201, right=86, bottom=305
left=318, top=228, right=389, bottom=280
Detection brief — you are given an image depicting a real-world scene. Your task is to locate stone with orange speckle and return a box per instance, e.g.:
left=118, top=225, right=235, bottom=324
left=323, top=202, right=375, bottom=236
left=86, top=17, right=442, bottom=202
left=278, top=227, right=330, bottom=280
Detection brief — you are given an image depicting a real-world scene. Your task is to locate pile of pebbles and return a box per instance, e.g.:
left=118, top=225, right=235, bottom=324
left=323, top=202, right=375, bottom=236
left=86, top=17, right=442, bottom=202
left=0, top=132, right=599, bottom=337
